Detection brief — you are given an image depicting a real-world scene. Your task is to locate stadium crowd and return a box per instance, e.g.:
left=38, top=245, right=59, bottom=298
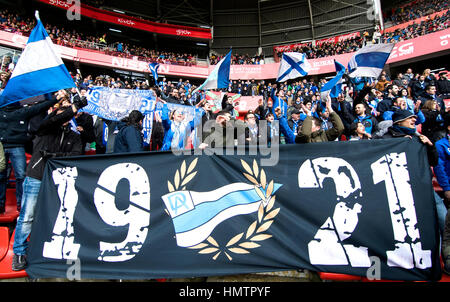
left=0, top=0, right=449, bottom=279
left=0, top=62, right=449, bottom=274
left=384, top=0, right=449, bottom=25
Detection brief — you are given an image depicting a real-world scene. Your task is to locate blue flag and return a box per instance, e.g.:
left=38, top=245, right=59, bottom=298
left=347, top=43, right=394, bottom=79
left=0, top=11, right=75, bottom=107
left=321, top=60, right=346, bottom=98
left=276, top=52, right=311, bottom=82
left=149, top=62, right=160, bottom=84
left=193, top=50, right=232, bottom=94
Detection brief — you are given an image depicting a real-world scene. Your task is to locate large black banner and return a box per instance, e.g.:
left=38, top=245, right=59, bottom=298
left=26, top=139, right=442, bottom=281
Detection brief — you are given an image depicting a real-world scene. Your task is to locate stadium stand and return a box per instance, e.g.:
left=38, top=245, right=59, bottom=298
left=0, top=0, right=448, bottom=283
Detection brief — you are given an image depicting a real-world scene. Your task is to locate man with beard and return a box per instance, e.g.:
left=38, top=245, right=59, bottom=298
left=377, top=84, right=399, bottom=118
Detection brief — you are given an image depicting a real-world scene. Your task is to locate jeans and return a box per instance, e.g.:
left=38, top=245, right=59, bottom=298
left=13, top=177, right=41, bottom=256
left=0, top=147, right=26, bottom=209
left=435, top=191, right=448, bottom=237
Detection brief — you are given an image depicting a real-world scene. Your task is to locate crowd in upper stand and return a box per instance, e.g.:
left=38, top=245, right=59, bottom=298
left=384, top=0, right=449, bottom=25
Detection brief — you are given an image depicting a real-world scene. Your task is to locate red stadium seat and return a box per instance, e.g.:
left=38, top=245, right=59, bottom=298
left=445, top=99, right=450, bottom=109
left=0, top=188, right=19, bottom=223
left=0, top=227, right=9, bottom=263
left=432, top=168, right=443, bottom=195
left=84, top=150, right=96, bottom=156
left=416, top=123, right=422, bottom=134
left=0, top=229, right=28, bottom=279
left=319, top=272, right=362, bottom=281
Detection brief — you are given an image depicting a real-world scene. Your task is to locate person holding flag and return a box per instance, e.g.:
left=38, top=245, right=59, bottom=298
left=0, top=11, right=78, bottom=215
left=347, top=43, right=395, bottom=79
left=148, top=62, right=160, bottom=87
left=274, top=52, right=311, bottom=118
left=320, top=60, right=346, bottom=99
left=0, top=11, right=76, bottom=108
left=12, top=90, right=87, bottom=271
left=192, top=50, right=232, bottom=95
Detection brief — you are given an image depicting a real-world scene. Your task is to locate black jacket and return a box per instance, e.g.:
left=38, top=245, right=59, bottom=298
left=381, top=127, right=438, bottom=167
left=75, top=112, right=96, bottom=149
left=26, top=106, right=83, bottom=180
left=0, top=97, right=58, bottom=148
left=418, top=93, right=445, bottom=115
left=437, top=79, right=450, bottom=95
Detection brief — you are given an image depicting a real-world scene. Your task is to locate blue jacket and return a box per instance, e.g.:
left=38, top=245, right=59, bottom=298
left=354, top=114, right=378, bottom=135
left=434, top=136, right=450, bottom=191
left=113, top=123, right=144, bottom=153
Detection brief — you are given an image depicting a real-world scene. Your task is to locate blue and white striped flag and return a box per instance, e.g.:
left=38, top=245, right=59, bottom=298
left=162, top=182, right=282, bottom=247
left=276, top=52, right=311, bottom=82
left=148, top=62, right=159, bottom=84
left=321, top=60, right=346, bottom=98
left=193, top=50, right=232, bottom=94
left=347, top=43, right=394, bottom=79
left=0, top=11, right=75, bottom=107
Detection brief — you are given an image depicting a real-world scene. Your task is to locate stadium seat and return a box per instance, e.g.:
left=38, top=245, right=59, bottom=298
left=0, top=227, right=9, bottom=263
left=0, top=188, right=19, bottom=223
left=416, top=123, right=422, bottom=134
left=432, top=169, right=443, bottom=195
left=84, top=150, right=96, bottom=156
left=0, top=229, right=28, bottom=279
left=319, top=272, right=362, bottom=281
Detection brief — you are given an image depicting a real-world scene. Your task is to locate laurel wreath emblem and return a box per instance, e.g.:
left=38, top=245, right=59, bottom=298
left=166, top=158, right=280, bottom=261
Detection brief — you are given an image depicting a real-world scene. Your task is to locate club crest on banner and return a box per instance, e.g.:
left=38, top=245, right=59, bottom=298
left=162, top=159, right=282, bottom=261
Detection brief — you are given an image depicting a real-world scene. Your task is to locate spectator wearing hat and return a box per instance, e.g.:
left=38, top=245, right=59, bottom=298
left=113, top=110, right=145, bottom=153
left=287, top=108, right=304, bottom=136
left=381, top=110, right=427, bottom=140
left=380, top=109, right=447, bottom=240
